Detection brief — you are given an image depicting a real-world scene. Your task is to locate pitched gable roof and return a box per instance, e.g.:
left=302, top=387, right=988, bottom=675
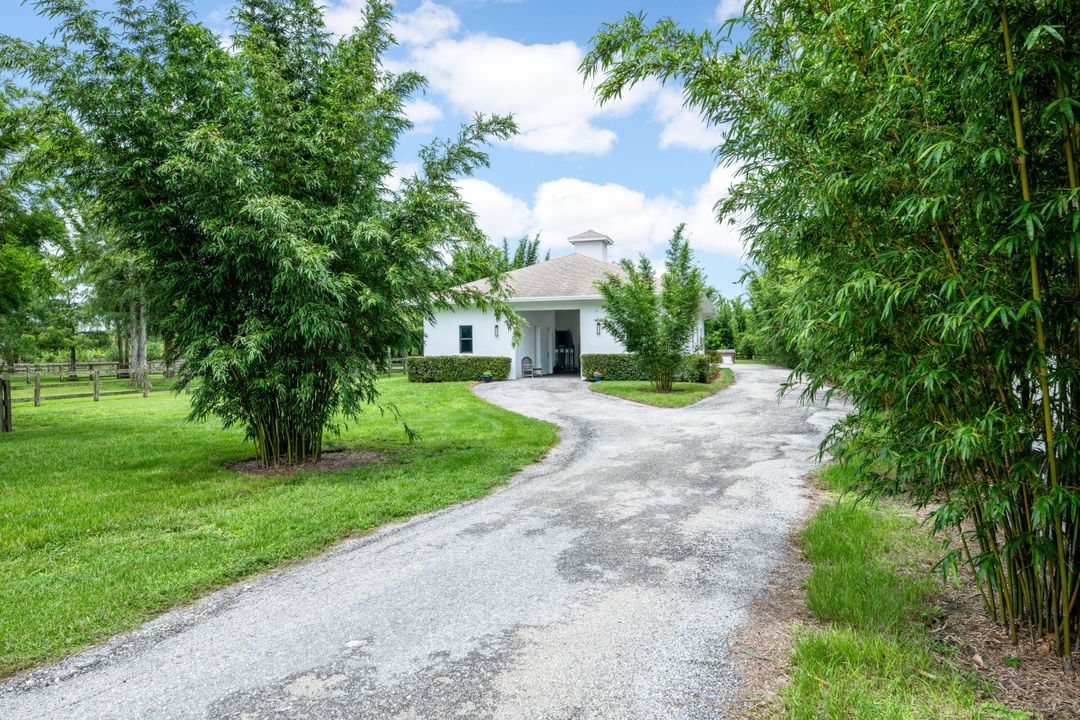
left=567, top=229, right=614, bottom=244
left=461, top=252, right=626, bottom=300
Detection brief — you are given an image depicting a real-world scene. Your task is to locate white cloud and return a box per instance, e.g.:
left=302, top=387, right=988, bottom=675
left=390, top=0, right=461, bottom=46
left=403, top=98, right=443, bottom=131
left=654, top=88, right=726, bottom=151
left=323, top=0, right=369, bottom=37
left=323, top=0, right=459, bottom=43
left=407, top=33, right=656, bottom=155
left=456, top=178, right=533, bottom=240
left=388, top=161, right=420, bottom=191
left=456, top=168, right=746, bottom=260
left=713, top=0, right=745, bottom=22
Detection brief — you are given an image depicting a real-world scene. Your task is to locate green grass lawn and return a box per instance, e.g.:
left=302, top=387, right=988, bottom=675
left=588, top=368, right=735, bottom=408
left=781, top=464, right=1031, bottom=719
left=0, top=377, right=556, bottom=677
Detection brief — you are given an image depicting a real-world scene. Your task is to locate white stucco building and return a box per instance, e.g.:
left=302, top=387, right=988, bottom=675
left=423, top=230, right=716, bottom=380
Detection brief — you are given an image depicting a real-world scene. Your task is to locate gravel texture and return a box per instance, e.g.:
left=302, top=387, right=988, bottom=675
left=0, top=364, right=847, bottom=720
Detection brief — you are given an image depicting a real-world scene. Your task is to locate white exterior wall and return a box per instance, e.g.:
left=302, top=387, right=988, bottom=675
left=691, top=314, right=706, bottom=353
left=423, top=307, right=514, bottom=362
left=576, top=299, right=625, bottom=355
left=424, top=298, right=710, bottom=379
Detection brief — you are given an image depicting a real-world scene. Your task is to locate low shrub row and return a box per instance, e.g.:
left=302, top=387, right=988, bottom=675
left=579, top=354, right=711, bottom=383
left=579, top=353, right=643, bottom=381
left=406, top=356, right=511, bottom=383
left=682, top=355, right=711, bottom=384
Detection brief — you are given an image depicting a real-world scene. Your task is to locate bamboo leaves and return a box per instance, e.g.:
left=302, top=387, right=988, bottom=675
left=3, top=0, right=518, bottom=465
left=585, top=0, right=1079, bottom=667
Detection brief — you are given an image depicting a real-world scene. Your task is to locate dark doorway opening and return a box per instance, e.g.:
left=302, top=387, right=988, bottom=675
left=554, top=330, right=579, bottom=374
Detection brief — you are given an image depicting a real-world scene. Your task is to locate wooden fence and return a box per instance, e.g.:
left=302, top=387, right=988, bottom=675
left=0, top=378, right=11, bottom=433
left=0, top=357, right=409, bottom=411
left=1, top=360, right=176, bottom=383
left=1, top=371, right=183, bottom=406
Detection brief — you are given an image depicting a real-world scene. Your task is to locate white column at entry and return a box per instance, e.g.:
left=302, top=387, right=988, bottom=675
left=535, top=328, right=542, bottom=375
left=548, top=327, right=555, bottom=373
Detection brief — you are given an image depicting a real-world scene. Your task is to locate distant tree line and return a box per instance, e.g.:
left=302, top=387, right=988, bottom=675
left=704, top=263, right=799, bottom=367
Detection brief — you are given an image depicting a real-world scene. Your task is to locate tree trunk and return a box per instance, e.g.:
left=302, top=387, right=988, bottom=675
left=128, top=302, right=138, bottom=385
left=115, top=315, right=125, bottom=366
left=252, top=412, right=323, bottom=466
left=128, top=296, right=148, bottom=387
left=138, top=290, right=148, bottom=381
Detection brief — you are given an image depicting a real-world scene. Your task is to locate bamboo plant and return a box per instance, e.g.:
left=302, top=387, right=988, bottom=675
left=583, top=0, right=1079, bottom=668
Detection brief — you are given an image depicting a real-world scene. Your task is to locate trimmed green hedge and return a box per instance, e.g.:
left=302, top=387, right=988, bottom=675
left=580, top=353, right=711, bottom=383
left=580, top=353, right=644, bottom=381
left=406, top=356, right=511, bottom=383
left=683, top=354, right=711, bottom=384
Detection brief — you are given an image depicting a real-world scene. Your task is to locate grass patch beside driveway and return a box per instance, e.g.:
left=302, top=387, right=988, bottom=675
left=780, top=465, right=1031, bottom=719
left=0, top=376, right=556, bottom=677
left=589, top=368, right=735, bottom=408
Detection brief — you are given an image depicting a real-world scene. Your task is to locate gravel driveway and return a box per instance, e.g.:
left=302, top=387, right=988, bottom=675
left=0, top=364, right=847, bottom=720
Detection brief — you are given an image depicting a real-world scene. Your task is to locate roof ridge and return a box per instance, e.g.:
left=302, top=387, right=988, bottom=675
left=456, top=251, right=624, bottom=299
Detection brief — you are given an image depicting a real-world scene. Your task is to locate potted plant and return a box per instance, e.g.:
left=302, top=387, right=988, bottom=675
left=481, top=370, right=493, bottom=383
left=592, top=371, right=602, bottom=382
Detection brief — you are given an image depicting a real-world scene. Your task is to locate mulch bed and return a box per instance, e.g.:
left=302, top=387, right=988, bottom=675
left=928, top=560, right=1080, bottom=719
left=723, top=478, right=1080, bottom=720
left=230, top=449, right=385, bottom=477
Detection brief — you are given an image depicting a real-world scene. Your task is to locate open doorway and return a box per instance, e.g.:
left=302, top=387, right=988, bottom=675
left=516, top=309, right=580, bottom=377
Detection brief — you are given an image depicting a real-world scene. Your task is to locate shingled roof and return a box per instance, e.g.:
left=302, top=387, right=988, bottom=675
left=460, top=252, right=627, bottom=300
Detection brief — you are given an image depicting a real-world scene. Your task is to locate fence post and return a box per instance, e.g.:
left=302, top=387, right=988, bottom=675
left=93, top=371, right=100, bottom=402
left=34, top=374, right=41, bottom=407
left=1, top=378, right=11, bottom=433
left=143, top=375, right=150, bottom=398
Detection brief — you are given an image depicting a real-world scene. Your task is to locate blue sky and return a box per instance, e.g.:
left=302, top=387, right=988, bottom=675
left=8, top=0, right=749, bottom=297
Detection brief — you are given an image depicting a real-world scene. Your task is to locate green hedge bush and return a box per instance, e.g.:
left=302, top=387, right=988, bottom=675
left=683, top=354, right=711, bottom=383
left=579, top=353, right=643, bottom=381
left=405, top=356, right=511, bottom=383
left=580, top=353, right=711, bottom=383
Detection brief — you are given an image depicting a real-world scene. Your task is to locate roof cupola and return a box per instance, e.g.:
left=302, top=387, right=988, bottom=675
left=567, top=229, right=613, bottom=262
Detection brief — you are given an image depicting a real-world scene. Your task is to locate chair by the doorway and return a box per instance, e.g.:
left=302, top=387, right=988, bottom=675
left=521, top=356, right=542, bottom=378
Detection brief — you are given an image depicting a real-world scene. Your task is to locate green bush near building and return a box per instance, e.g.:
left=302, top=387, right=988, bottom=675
left=580, top=353, right=710, bottom=383
left=406, top=355, right=511, bottom=383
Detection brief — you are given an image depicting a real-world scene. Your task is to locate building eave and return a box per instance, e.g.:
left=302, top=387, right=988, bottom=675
left=508, top=295, right=603, bottom=303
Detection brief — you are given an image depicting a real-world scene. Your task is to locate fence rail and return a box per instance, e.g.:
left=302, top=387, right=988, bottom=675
left=1, top=360, right=177, bottom=383
left=0, top=370, right=185, bottom=407
left=0, top=357, right=409, bottom=411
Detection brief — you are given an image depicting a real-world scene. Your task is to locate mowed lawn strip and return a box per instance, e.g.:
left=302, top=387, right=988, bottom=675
left=782, top=464, right=1027, bottom=719
left=588, top=368, right=735, bottom=408
left=0, top=377, right=557, bottom=677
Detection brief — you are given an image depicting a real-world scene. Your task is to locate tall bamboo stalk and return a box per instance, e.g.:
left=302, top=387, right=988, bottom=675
left=1001, top=5, right=1072, bottom=667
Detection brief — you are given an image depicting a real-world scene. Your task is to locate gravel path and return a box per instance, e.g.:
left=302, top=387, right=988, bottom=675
left=0, top=364, right=847, bottom=719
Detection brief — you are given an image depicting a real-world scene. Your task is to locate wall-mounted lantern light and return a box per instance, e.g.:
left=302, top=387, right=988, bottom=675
left=494, top=323, right=500, bottom=338
left=596, top=321, right=602, bottom=336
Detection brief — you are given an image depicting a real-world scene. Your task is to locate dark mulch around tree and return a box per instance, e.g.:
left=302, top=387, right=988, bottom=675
left=929, top=564, right=1080, bottom=719
left=230, top=449, right=385, bottom=477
